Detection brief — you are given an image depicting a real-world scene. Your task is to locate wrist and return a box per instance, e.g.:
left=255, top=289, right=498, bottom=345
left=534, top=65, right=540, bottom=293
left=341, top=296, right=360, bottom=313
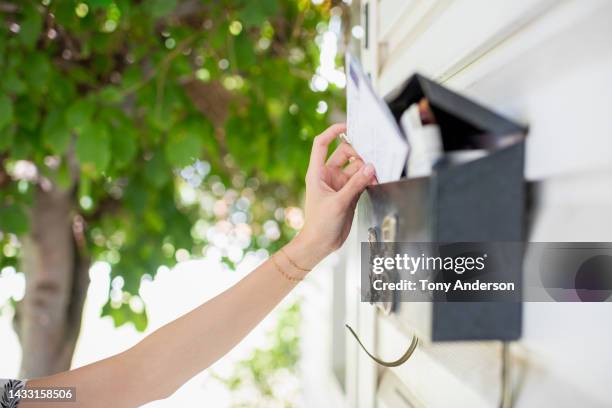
left=284, top=231, right=330, bottom=272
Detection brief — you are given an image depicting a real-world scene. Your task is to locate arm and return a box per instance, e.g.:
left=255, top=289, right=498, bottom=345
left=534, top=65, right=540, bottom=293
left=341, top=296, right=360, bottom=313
left=24, top=123, right=376, bottom=408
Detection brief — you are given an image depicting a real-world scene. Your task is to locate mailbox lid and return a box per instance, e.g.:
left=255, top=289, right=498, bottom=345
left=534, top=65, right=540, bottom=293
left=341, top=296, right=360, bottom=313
left=386, top=74, right=527, bottom=151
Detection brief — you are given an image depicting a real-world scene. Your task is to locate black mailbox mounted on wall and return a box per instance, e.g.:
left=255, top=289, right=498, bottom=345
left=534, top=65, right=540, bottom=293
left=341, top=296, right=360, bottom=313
left=357, top=74, right=527, bottom=342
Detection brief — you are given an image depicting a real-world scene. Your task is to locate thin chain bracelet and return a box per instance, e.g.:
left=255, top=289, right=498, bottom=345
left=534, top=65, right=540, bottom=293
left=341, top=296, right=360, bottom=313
left=279, top=248, right=311, bottom=273
left=271, top=253, right=303, bottom=282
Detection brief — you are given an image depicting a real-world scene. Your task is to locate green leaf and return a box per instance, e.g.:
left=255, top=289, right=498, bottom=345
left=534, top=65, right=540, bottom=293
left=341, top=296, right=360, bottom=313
left=241, top=0, right=278, bottom=27
left=144, top=208, right=164, bottom=233
left=240, top=3, right=265, bottom=27
left=131, top=307, right=148, bottom=332
left=0, top=125, right=15, bottom=151
left=144, top=151, right=170, bottom=187
left=20, top=5, right=43, bottom=49
left=102, top=301, right=128, bottom=327
left=0, top=204, right=29, bottom=235
left=88, top=0, right=113, bottom=8
left=151, top=0, right=177, bottom=18
left=101, top=300, right=148, bottom=331
left=164, top=125, right=203, bottom=167
left=111, top=127, right=138, bottom=168
left=15, top=98, right=40, bottom=131
left=0, top=94, right=14, bottom=130
left=42, top=110, right=70, bottom=154
left=123, top=179, right=148, bottom=212
left=10, top=132, right=33, bottom=159
left=235, top=32, right=256, bottom=68
left=22, top=53, right=50, bottom=92
left=66, top=99, right=95, bottom=132
left=76, top=122, right=111, bottom=175
left=48, top=72, right=76, bottom=104
left=54, top=160, right=72, bottom=190
left=99, top=86, right=123, bottom=104
left=3, top=71, right=27, bottom=95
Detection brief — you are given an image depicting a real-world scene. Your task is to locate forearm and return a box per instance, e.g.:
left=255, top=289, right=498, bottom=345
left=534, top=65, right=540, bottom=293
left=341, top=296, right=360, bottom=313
left=126, top=234, right=325, bottom=402
left=25, top=235, right=326, bottom=407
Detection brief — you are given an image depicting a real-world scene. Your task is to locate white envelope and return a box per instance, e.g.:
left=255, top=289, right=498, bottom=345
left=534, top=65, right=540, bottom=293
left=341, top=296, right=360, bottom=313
left=346, top=53, right=409, bottom=183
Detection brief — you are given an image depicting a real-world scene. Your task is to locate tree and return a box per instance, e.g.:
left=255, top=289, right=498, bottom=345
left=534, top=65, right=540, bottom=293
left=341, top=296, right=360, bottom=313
left=0, top=0, right=343, bottom=378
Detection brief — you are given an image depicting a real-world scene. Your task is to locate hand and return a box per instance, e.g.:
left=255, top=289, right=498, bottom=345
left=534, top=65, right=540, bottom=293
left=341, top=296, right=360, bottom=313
left=292, top=123, right=377, bottom=265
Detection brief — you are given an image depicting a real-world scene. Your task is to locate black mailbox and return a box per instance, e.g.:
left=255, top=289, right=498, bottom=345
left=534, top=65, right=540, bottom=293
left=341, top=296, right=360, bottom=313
left=358, top=74, right=527, bottom=342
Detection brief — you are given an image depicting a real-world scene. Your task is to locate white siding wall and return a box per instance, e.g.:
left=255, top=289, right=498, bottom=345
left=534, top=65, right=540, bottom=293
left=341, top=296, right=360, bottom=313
left=341, top=1, right=612, bottom=407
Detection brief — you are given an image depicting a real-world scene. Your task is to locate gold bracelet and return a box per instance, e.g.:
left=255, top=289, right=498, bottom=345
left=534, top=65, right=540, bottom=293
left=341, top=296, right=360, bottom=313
left=279, top=248, right=311, bottom=273
left=271, top=253, right=303, bottom=282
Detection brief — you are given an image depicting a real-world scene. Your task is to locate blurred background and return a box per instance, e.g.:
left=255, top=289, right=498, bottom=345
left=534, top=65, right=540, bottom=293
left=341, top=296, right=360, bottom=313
left=0, top=0, right=357, bottom=406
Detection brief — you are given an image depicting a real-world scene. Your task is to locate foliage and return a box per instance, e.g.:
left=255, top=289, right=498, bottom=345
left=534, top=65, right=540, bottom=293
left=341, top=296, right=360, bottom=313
left=0, top=0, right=342, bottom=330
left=213, top=301, right=302, bottom=407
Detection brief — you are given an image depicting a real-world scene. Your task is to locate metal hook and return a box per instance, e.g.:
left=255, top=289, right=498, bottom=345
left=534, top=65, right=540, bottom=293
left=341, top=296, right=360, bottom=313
left=499, top=341, right=527, bottom=408
left=345, top=324, right=419, bottom=367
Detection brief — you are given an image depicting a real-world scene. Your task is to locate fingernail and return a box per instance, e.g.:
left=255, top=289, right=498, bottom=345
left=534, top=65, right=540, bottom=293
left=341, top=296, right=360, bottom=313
left=362, top=163, right=375, bottom=177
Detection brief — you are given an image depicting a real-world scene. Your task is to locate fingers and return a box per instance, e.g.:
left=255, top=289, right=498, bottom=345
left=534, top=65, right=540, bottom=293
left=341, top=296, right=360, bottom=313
left=328, top=158, right=365, bottom=191
left=326, top=167, right=349, bottom=191
left=326, top=142, right=359, bottom=168
left=342, top=157, right=364, bottom=177
left=338, top=163, right=376, bottom=206
left=308, top=123, right=346, bottom=174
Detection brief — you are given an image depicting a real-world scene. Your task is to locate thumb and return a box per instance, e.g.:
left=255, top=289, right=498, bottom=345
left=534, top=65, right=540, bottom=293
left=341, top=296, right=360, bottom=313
left=338, top=163, right=375, bottom=206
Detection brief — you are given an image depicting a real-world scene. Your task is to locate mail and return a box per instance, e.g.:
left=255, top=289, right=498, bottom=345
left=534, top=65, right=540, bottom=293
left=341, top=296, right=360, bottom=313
left=345, top=53, right=409, bottom=183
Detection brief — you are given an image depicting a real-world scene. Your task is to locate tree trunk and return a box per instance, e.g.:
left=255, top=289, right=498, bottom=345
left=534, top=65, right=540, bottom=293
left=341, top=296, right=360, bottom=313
left=13, top=186, right=90, bottom=378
